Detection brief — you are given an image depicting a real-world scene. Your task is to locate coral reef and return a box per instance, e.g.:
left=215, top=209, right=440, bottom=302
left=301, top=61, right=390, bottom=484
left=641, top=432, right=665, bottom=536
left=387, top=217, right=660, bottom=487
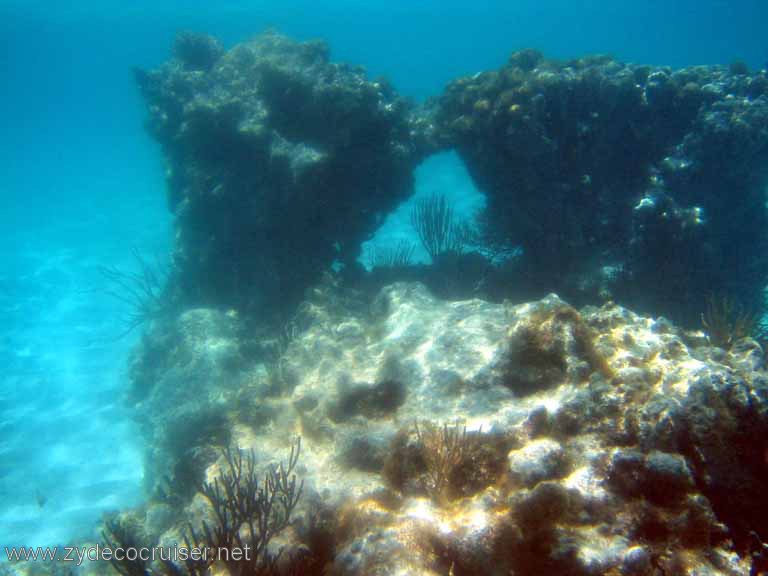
left=135, top=31, right=425, bottom=324
left=431, top=50, right=768, bottom=323
left=117, top=32, right=768, bottom=576
left=119, top=280, right=768, bottom=575
left=136, top=32, right=768, bottom=326
left=128, top=307, right=245, bottom=498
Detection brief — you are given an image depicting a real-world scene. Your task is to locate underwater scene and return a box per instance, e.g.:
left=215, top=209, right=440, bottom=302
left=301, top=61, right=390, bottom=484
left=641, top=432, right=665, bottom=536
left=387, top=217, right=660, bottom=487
left=2, top=0, right=768, bottom=574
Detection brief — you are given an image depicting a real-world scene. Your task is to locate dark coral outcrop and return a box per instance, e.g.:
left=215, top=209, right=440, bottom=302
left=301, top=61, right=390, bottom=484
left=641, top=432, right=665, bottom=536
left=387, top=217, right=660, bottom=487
left=136, top=34, right=768, bottom=327
left=432, top=50, right=768, bottom=323
left=135, top=31, right=425, bottom=323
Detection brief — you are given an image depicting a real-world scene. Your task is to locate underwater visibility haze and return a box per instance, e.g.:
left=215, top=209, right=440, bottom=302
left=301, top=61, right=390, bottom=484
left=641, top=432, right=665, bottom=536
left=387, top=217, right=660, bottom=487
left=2, top=1, right=768, bottom=574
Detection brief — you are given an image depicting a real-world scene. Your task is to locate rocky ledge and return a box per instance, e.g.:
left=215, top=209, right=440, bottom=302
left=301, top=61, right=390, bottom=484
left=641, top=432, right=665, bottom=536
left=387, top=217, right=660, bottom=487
left=110, top=280, right=768, bottom=576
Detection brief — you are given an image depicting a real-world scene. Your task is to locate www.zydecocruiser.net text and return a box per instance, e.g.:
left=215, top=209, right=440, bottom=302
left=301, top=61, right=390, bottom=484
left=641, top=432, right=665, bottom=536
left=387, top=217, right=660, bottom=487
left=4, top=544, right=253, bottom=566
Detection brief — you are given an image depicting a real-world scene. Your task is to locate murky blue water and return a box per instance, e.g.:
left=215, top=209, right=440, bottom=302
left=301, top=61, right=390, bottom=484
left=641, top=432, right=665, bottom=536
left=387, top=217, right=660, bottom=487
left=1, top=0, right=765, bottom=549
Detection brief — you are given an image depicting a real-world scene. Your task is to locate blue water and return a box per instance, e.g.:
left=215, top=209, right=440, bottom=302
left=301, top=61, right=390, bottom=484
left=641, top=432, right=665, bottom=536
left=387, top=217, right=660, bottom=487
left=1, top=0, right=765, bottom=549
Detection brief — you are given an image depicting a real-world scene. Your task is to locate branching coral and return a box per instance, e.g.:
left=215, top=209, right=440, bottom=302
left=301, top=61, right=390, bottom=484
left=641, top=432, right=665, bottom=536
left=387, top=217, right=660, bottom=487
left=184, top=438, right=303, bottom=576
left=368, top=240, right=416, bottom=268
left=701, top=294, right=764, bottom=349
left=410, top=194, right=472, bottom=262
left=415, top=422, right=475, bottom=503
left=97, top=246, right=169, bottom=338
left=100, top=514, right=152, bottom=576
